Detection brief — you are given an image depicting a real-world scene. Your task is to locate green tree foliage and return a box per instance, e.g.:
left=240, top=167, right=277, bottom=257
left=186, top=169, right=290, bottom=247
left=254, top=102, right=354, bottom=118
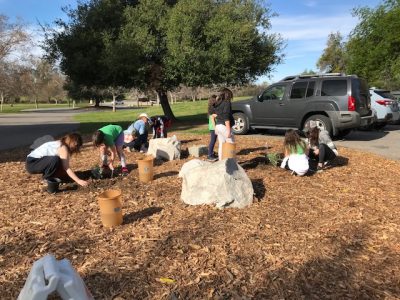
left=346, top=0, right=400, bottom=89
left=165, top=0, right=282, bottom=87
left=46, top=0, right=283, bottom=118
left=45, top=0, right=140, bottom=105
left=301, top=69, right=317, bottom=75
left=317, top=32, right=346, bottom=73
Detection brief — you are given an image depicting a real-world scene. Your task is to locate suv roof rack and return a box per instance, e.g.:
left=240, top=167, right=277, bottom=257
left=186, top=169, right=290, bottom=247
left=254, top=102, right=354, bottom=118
left=279, top=73, right=353, bottom=82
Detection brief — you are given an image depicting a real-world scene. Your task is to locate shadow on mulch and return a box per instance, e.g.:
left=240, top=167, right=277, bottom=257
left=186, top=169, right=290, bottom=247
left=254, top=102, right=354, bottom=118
left=180, top=139, right=201, bottom=144
left=180, top=149, right=190, bottom=159
left=308, top=156, right=349, bottom=172
left=154, top=171, right=179, bottom=180
left=82, top=270, right=145, bottom=300
left=237, top=147, right=267, bottom=155
left=252, top=226, right=400, bottom=299
left=240, top=156, right=268, bottom=170
left=252, top=178, right=266, bottom=200
left=123, top=207, right=163, bottom=224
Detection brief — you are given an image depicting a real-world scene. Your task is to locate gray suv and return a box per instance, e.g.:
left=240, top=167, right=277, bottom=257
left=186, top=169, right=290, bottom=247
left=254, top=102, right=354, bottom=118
left=232, top=73, right=374, bottom=137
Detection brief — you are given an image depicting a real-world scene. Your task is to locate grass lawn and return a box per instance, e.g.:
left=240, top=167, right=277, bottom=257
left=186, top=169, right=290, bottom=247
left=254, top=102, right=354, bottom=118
left=75, top=96, right=252, bottom=135
left=0, top=103, right=80, bottom=113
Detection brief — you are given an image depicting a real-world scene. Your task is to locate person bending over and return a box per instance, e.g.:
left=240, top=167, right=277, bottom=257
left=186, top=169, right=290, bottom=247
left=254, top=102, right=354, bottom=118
left=124, top=113, right=150, bottom=153
left=26, top=133, right=89, bottom=187
left=305, top=121, right=338, bottom=172
left=92, top=124, right=128, bottom=176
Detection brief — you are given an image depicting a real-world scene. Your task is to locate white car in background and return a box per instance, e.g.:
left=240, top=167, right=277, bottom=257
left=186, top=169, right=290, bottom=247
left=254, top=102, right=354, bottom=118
left=369, top=88, right=400, bottom=129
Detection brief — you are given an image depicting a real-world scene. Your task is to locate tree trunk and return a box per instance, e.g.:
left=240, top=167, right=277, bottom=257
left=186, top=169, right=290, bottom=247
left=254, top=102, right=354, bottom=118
left=34, top=96, right=38, bottom=109
left=157, top=90, right=176, bottom=121
left=0, top=91, right=4, bottom=113
left=95, top=98, right=100, bottom=107
left=112, top=94, right=116, bottom=112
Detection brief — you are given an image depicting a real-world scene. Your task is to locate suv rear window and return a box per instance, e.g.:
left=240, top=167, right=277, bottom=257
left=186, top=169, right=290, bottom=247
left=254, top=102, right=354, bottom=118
left=321, top=80, right=347, bottom=96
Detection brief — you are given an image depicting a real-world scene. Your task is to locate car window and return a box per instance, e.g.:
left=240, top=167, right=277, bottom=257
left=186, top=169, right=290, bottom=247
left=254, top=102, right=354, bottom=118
left=261, top=85, right=286, bottom=101
left=306, top=81, right=315, bottom=98
left=374, top=90, right=396, bottom=99
left=290, top=82, right=307, bottom=99
left=321, top=80, right=347, bottom=96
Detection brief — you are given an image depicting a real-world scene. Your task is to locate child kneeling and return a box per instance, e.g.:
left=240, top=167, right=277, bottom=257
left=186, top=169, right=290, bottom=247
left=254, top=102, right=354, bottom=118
left=280, top=129, right=309, bottom=176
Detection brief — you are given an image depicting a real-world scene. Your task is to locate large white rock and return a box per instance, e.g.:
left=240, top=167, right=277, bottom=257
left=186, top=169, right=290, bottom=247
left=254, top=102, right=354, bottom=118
left=179, top=158, right=254, bottom=208
left=148, top=135, right=181, bottom=161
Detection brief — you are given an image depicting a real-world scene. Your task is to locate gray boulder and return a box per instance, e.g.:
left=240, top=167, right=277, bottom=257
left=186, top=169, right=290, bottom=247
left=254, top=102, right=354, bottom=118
left=179, top=158, right=254, bottom=208
left=148, top=135, right=181, bottom=161
left=188, top=145, right=208, bottom=157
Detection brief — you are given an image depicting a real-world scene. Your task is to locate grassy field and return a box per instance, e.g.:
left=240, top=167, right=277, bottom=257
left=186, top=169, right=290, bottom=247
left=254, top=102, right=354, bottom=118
left=75, top=96, right=252, bottom=134
left=0, top=103, right=80, bottom=113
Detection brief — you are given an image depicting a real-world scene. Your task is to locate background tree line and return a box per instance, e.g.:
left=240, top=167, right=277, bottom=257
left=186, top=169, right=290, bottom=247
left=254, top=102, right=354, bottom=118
left=317, top=0, right=400, bottom=90
left=0, top=15, right=67, bottom=111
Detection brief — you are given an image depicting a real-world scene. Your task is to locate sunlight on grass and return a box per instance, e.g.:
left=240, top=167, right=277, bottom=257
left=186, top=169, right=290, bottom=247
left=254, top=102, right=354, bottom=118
left=0, top=103, right=79, bottom=113
left=75, top=96, right=251, bottom=134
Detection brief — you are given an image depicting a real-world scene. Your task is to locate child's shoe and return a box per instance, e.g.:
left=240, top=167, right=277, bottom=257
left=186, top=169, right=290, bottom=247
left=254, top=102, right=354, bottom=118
left=121, top=167, right=129, bottom=176
left=207, top=156, right=218, bottom=162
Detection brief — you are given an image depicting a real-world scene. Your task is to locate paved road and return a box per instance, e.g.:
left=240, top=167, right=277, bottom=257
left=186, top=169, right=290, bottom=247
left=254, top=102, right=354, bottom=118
left=247, top=124, right=400, bottom=161
left=335, top=125, right=400, bottom=161
left=0, top=110, right=80, bottom=150
left=1, top=109, right=400, bottom=161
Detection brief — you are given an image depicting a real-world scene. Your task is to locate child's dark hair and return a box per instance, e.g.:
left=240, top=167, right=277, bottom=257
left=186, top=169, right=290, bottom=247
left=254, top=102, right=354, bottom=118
left=216, top=87, right=233, bottom=104
left=284, top=129, right=306, bottom=154
left=208, top=94, right=217, bottom=115
left=309, top=127, right=320, bottom=147
left=60, top=133, right=83, bottom=155
left=92, top=130, right=105, bottom=147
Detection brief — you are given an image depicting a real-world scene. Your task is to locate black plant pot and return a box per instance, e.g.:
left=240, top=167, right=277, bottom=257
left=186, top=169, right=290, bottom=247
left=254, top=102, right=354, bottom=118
left=47, top=178, right=61, bottom=194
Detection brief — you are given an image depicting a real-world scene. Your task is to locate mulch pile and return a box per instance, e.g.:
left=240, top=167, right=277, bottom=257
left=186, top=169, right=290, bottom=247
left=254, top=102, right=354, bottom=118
left=1, top=134, right=400, bottom=299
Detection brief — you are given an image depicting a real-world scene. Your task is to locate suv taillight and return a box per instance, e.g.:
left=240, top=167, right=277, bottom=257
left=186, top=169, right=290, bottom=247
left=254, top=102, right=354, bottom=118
left=375, top=99, right=393, bottom=106
left=348, top=96, right=356, bottom=111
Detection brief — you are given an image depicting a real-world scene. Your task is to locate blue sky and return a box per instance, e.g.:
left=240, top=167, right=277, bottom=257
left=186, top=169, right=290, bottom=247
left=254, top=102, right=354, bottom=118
left=264, top=0, right=382, bottom=83
left=1, top=0, right=382, bottom=83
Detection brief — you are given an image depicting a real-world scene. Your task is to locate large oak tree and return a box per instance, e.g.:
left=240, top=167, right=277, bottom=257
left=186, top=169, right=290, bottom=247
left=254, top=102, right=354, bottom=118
left=46, top=0, right=283, bottom=119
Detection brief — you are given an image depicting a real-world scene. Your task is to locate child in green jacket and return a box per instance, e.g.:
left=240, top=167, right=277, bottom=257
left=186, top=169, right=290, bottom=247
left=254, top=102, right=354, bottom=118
left=92, top=124, right=128, bottom=176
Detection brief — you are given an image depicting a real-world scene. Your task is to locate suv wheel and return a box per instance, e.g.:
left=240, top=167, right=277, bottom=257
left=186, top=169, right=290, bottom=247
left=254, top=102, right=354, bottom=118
left=232, top=112, right=249, bottom=135
left=304, top=115, right=333, bottom=136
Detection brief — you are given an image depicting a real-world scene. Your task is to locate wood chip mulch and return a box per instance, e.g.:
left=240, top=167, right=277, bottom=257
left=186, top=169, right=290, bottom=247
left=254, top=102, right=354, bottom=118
left=0, top=133, right=400, bottom=299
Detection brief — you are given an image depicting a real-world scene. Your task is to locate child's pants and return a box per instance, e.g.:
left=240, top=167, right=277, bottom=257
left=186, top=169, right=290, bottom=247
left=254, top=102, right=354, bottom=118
left=215, top=124, right=235, bottom=161
left=208, top=130, right=217, bottom=157
left=26, top=156, right=61, bottom=179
